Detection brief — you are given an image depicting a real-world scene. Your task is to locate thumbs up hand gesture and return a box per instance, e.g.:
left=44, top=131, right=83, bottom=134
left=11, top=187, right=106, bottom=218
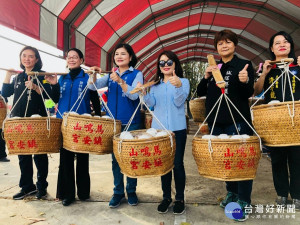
left=238, top=64, right=249, bottom=83
left=169, top=70, right=182, bottom=88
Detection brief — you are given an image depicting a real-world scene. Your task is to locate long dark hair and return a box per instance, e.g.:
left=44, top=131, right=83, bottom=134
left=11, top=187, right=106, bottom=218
left=154, top=50, right=183, bottom=83
left=113, top=43, right=137, bottom=68
left=19, top=46, right=43, bottom=70
left=269, top=31, right=296, bottom=62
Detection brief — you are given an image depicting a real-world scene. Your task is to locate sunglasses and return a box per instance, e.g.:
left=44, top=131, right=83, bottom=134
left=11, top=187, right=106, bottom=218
left=159, top=59, right=174, bottom=67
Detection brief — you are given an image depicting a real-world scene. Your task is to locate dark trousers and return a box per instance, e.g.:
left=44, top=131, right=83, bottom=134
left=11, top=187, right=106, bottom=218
left=161, top=129, right=187, bottom=201
left=18, top=154, right=48, bottom=192
left=56, top=148, right=90, bottom=200
left=269, top=146, right=300, bottom=199
left=209, top=122, right=253, bottom=204
left=0, top=129, right=7, bottom=158
left=112, top=124, right=139, bottom=195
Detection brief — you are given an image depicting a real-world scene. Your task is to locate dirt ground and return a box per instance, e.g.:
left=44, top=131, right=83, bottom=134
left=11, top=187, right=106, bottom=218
left=0, top=120, right=299, bottom=225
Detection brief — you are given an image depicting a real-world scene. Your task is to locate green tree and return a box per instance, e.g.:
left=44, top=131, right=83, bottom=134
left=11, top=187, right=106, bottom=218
left=182, top=61, right=207, bottom=99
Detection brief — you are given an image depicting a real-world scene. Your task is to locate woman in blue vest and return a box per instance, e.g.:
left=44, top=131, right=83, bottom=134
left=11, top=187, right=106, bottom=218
left=90, top=43, right=143, bottom=208
left=140, top=51, right=190, bottom=214
left=46, top=48, right=100, bottom=206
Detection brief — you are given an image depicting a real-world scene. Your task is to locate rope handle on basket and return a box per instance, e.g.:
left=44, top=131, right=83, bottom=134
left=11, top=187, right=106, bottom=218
left=208, top=139, right=213, bottom=161
left=4, top=73, right=55, bottom=136
left=63, top=73, right=119, bottom=135
left=190, top=89, right=197, bottom=100
left=287, top=104, right=295, bottom=127
left=194, top=89, right=263, bottom=157
left=119, top=91, right=174, bottom=156
left=117, top=140, right=124, bottom=163
left=89, top=78, right=118, bottom=134
left=46, top=117, right=51, bottom=138
left=138, top=94, right=174, bottom=155
left=250, top=60, right=299, bottom=124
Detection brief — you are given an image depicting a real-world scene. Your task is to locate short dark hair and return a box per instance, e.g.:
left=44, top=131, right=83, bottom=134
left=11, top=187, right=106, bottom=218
left=113, top=43, right=137, bottom=68
left=67, top=48, right=84, bottom=62
left=214, top=29, right=238, bottom=49
left=153, top=50, right=183, bottom=83
left=269, top=31, right=296, bottom=62
left=19, top=46, right=43, bottom=70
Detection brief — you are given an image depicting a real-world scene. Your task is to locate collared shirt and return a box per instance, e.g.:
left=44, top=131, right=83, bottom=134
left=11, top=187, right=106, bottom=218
left=89, top=66, right=143, bottom=101
left=144, top=78, right=190, bottom=131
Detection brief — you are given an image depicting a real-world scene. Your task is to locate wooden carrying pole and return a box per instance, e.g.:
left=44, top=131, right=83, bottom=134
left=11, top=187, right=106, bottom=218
left=269, top=58, right=294, bottom=65
left=26, top=70, right=110, bottom=76
left=207, top=54, right=226, bottom=89
left=0, top=68, right=22, bottom=74
left=130, top=80, right=158, bottom=94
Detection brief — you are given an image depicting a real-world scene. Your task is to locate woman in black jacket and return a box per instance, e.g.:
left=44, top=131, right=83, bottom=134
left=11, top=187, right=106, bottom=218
left=2, top=46, right=59, bottom=200
left=197, top=29, right=254, bottom=222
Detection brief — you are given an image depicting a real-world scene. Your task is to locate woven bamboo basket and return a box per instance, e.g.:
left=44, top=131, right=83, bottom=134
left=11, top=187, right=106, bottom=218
left=62, top=114, right=122, bottom=154
left=198, top=123, right=210, bottom=135
left=144, top=112, right=153, bottom=129
left=113, top=130, right=176, bottom=178
left=0, top=97, right=7, bottom=125
left=192, top=136, right=261, bottom=181
left=189, top=98, right=206, bottom=122
left=252, top=101, right=300, bottom=146
left=3, top=117, right=62, bottom=155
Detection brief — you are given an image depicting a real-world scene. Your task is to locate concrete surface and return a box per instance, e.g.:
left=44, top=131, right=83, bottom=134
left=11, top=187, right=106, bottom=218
left=0, top=121, right=299, bottom=225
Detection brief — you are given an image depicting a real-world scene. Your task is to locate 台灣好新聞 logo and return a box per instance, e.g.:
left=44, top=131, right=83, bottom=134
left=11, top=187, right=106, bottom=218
left=225, top=202, right=243, bottom=220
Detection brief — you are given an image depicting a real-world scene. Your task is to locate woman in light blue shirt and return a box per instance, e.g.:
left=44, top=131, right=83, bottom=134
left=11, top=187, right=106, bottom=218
left=143, top=50, right=190, bottom=214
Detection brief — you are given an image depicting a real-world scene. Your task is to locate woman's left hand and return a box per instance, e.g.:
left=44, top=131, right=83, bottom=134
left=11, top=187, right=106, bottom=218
left=169, top=70, right=182, bottom=88
left=25, top=80, right=38, bottom=91
left=136, top=82, right=146, bottom=95
left=110, top=67, right=122, bottom=83
left=297, top=56, right=300, bottom=66
left=45, top=74, right=58, bottom=85
left=238, top=64, right=249, bottom=83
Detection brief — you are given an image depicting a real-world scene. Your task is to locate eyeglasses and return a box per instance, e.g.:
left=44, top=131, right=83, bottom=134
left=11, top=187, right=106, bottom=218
left=159, top=59, right=173, bottom=67
left=66, top=56, right=79, bottom=60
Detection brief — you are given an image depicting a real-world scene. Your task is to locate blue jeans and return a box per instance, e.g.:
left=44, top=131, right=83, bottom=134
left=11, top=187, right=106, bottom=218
left=161, top=129, right=187, bottom=201
left=208, top=122, right=253, bottom=204
left=112, top=123, right=139, bottom=195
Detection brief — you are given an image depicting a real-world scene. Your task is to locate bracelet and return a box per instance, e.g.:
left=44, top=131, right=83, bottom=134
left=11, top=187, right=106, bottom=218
left=118, top=80, right=125, bottom=85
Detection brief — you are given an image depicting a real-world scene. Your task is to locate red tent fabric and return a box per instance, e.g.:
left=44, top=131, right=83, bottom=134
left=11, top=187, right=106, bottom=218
left=0, top=0, right=299, bottom=81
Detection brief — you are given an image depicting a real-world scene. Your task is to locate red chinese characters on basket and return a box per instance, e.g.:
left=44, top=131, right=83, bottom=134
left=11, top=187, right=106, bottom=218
left=5, top=124, right=38, bottom=149
left=223, top=146, right=257, bottom=170
left=0, top=101, right=5, bottom=108
left=129, top=144, right=163, bottom=170
left=72, top=122, right=104, bottom=146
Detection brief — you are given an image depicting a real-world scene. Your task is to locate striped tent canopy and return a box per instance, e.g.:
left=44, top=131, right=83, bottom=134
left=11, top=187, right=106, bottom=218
left=0, top=0, right=299, bottom=81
